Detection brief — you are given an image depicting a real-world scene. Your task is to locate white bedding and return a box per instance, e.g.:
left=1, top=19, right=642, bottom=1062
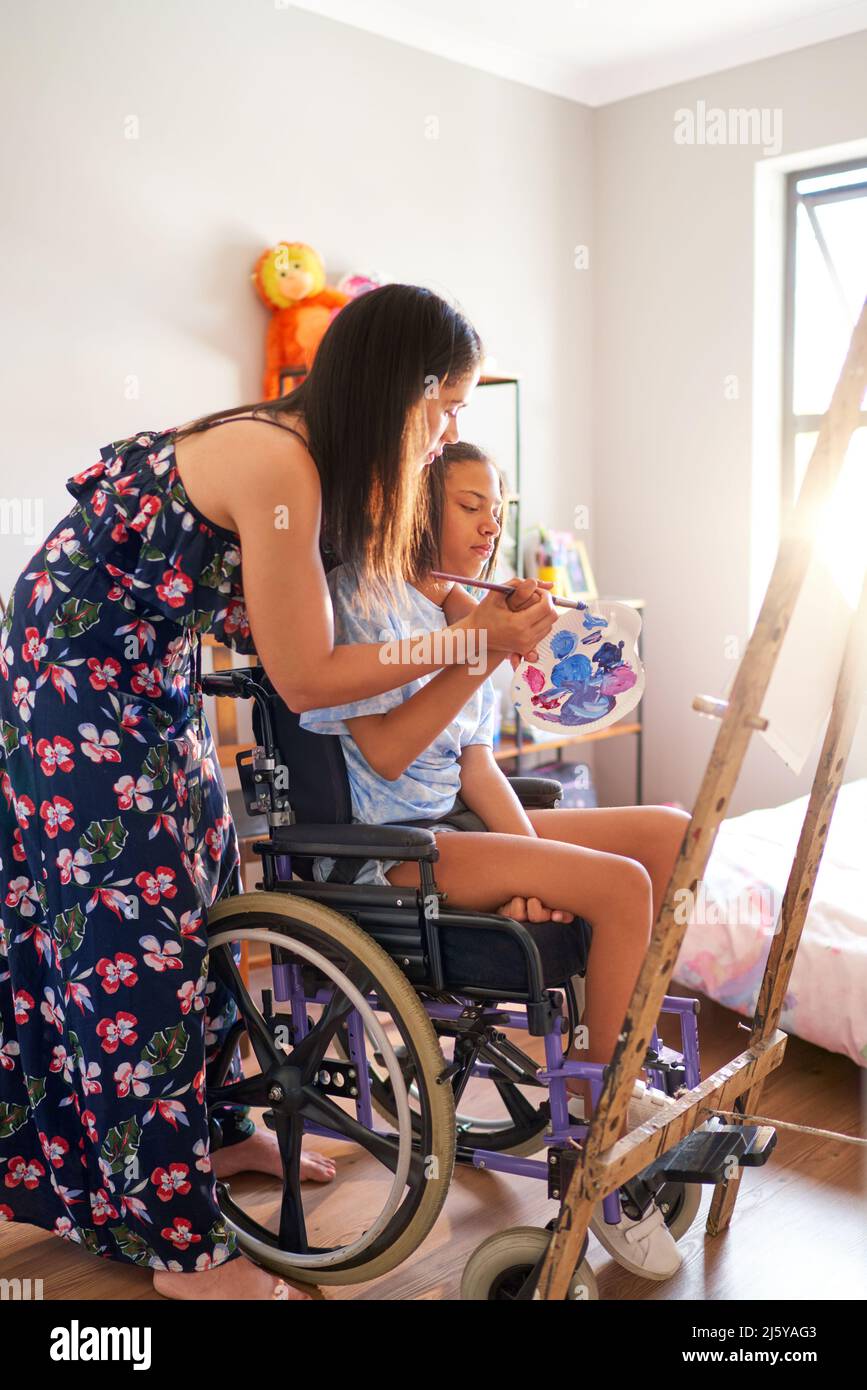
left=673, top=777, right=867, bottom=1067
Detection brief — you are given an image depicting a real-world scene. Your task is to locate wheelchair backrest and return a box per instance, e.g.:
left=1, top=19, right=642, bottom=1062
left=252, top=677, right=353, bottom=826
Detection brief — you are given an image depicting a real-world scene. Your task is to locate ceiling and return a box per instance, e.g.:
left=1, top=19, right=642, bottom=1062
left=290, top=0, right=867, bottom=105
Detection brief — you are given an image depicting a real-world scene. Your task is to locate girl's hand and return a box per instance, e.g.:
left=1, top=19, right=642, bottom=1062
left=473, top=579, right=557, bottom=660
left=496, top=896, right=575, bottom=924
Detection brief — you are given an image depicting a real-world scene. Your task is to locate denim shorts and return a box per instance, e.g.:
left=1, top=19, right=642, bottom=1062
left=314, top=795, right=486, bottom=888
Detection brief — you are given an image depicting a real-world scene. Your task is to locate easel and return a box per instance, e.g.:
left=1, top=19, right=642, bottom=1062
left=535, top=296, right=867, bottom=1300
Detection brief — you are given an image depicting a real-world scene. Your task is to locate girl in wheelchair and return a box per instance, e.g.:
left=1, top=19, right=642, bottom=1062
left=300, top=442, right=694, bottom=1278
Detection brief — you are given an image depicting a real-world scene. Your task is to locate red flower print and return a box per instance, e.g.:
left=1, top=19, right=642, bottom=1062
left=114, top=1060, right=153, bottom=1098
left=78, top=723, right=121, bottom=763
left=95, top=1011, right=139, bottom=1053
left=36, top=735, right=75, bottom=776
left=139, top=934, right=182, bottom=972
left=87, top=656, right=121, bottom=691
left=222, top=597, right=250, bottom=640
left=40, top=988, right=65, bottom=1032
left=39, top=1133, right=70, bottom=1169
left=130, top=663, right=164, bottom=697
left=86, top=884, right=135, bottom=919
left=21, top=627, right=48, bottom=670
left=156, top=566, right=194, bottom=608
left=11, top=677, right=35, bottom=722
left=134, top=866, right=177, bottom=906
left=79, top=1111, right=99, bottom=1143
left=105, top=563, right=134, bottom=599
left=40, top=795, right=75, bottom=838
left=96, top=952, right=139, bottom=993
left=43, top=663, right=78, bottom=704
left=129, top=493, right=162, bottom=532
left=177, top=977, right=205, bottom=1015
left=56, top=844, right=93, bottom=886
left=150, top=1163, right=191, bottom=1202
left=11, top=827, right=26, bottom=861
left=12, top=793, right=35, bottom=829
left=12, top=989, right=34, bottom=1024
left=6, top=874, right=40, bottom=918
left=0, top=1205, right=14, bottom=1222
left=161, top=1216, right=201, bottom=1250
left=4, top=1156, right=45, bottom=1189
left=172, top=768, right=187, bottom=805
left=90, top=1188, right=119, bottom=1225
left=70, top=460, right=106, bottom=486
left=25, top=570, right=53, bottom=613
left=144, top=1098, right=186, bottom=1130
left=113, top=772, right=153, bottom=812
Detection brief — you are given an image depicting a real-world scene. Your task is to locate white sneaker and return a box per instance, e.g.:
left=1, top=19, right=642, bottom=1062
left=565, top=1084, right=683, bottom=1280
left=590, top=1196, right=683, bottom=1280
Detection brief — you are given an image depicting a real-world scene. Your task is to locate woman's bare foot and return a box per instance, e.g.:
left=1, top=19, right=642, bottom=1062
left=211, top=1126, right=336, bottom=1183
left=154, top=1253, right=312, bottom=1301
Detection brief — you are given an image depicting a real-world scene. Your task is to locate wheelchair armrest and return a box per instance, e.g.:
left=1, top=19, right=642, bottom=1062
left=507, top=776, right=563, bottom=809
left=269, top=822, right=438, bottom=862
left=201, top=666, right=265, bottom=698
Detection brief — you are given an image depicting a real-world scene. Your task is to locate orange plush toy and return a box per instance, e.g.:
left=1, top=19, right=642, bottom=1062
left=252, top=242, right=349, bottom=398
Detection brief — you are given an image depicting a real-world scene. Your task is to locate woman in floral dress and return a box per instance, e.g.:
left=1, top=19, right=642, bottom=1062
left=0, top=284, right=559, bottom=1300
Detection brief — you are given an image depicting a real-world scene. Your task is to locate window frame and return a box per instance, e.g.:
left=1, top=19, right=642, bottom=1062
left=782, top=155, right=867, bottom=526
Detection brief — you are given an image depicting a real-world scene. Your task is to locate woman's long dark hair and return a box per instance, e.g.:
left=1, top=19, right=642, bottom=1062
left=174, top=283, right=483, bottom=590
left=416, top=442, right=506, bottom=583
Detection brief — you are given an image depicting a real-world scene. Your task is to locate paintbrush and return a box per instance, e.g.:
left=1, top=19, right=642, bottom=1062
left=431, top=571, right=589, bottom=611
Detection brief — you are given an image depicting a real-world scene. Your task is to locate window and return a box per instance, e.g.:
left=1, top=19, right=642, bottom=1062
left=783, top=158, right=867, bottom=608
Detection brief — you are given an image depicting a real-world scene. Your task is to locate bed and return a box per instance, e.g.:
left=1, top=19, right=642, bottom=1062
left=673, top=777, right=867, bottom=1067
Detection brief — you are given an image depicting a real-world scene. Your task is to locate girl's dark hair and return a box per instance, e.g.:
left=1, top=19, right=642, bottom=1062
left=416, top=442, right=506, bottom=583
left=174, top=283, right=483, bottom=591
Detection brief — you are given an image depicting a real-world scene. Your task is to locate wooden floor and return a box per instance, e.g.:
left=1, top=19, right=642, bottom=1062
left=2, top=985, right=864, bottom=1301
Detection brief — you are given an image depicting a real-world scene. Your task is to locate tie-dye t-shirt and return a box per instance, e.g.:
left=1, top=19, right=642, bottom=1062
left=300, top=564, right=496, bottom=832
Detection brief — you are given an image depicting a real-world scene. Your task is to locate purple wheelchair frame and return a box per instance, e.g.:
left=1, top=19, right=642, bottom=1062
left=264, top=851, right=702, bottom=1229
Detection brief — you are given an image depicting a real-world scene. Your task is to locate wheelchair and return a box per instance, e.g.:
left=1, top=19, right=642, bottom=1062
left=201, top=664, right=709, bottom=1299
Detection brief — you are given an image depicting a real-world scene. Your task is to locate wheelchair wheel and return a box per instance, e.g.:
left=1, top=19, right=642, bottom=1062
left=655, top=1180, right=702, bottom=1241
left=461, top=1227, right=598, bottom=1301
left=205, top=892, right=456, bottom=1285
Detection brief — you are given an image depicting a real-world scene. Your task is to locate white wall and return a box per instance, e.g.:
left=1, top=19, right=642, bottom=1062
left=0, top=0, right=593, bottom=605
left=3, top=4, right=864, bottom=818
left=593, top=30, right=867, bottom=813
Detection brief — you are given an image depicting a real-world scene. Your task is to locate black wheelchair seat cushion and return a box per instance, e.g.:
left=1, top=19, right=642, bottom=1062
left=438, top=915, right=590, bottom=993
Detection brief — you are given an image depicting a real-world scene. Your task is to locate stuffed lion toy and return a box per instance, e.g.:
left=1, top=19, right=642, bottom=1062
left=252, top=242, right=349, bottom=398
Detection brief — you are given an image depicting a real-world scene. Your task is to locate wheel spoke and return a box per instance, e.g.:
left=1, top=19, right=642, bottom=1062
left=210, top=942, right=283, bottom=1075
left=273, top=1114, right=308, bottom=1253
left=492, top=1079, right=541, bottom=1130
left=301, top=1086, right=421, bottom=1181
left=206, top=1073, right=271, bottom=1108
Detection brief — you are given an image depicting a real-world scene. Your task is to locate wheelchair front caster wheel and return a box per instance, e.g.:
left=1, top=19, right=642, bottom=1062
left=655, top=1181, right=702, bottom=1241
left=461, top=1227, right=598, bottom=1301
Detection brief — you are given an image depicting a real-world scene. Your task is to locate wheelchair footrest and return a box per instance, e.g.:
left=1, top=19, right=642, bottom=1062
left=637, top=1122, right=777, bottom=1187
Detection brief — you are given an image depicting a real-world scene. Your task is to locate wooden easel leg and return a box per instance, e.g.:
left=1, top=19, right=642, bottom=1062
left=536, top=1185, right=595, bottom=1301
left=706, top=1081, right=766, bottom=1234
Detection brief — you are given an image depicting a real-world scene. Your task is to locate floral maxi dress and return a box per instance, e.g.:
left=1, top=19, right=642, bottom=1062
left=0, top=426, right=259, bottom=1272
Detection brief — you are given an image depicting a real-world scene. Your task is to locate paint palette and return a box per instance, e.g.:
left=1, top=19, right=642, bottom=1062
left=510, top=601, right=645, bottom=735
